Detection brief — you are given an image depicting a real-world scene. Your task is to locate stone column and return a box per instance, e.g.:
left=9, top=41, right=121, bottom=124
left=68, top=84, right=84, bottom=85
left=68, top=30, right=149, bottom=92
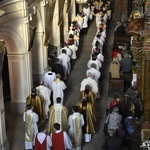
left=32, top=2, right=48, bottom=83
left=63, top=0, right=69, bottom=42
left=7, top=52, right=32, bottom=114
left=70, top=0, right=76, bottom=22
left=51, top=0, right=61, bottom=47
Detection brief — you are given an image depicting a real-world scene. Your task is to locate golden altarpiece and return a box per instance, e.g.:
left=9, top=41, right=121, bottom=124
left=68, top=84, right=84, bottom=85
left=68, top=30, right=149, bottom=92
left=126, top=0, right=150, bottom=141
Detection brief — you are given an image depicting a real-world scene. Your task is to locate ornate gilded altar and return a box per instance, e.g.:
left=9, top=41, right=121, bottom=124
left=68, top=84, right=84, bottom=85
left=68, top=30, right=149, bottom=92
left=126, top=0, right=150, bottom=121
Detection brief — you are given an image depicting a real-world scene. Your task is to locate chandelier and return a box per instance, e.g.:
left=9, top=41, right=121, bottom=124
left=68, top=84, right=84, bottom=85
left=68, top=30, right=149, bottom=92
left=76, top=0, right=88, bottom=4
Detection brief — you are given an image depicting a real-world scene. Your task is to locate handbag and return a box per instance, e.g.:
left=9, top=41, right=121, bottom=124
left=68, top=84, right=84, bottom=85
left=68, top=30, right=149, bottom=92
left=103, top=114, right=110, bottom=135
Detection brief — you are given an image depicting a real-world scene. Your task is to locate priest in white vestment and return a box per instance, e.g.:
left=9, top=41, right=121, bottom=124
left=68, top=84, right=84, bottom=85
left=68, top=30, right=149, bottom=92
left=44, top=67, right=56, bottom=90
left=68, top=106, right=84, bottom=150
left=52, top=74, right=66, bottom=104
left=23, top=104, right=39, bottom=150
left=59, top=43, right=72, bottom=57
left=57, top=49, right=71, bottom=80
left=48, top=97, right=69, bottom=134
left=87, top=54, right=102, bottom=70
left=86, top=63, right=101, bottom=82
left=36, top=81, right=51, bottom=120
left=80, top=72, right=99, bottom=99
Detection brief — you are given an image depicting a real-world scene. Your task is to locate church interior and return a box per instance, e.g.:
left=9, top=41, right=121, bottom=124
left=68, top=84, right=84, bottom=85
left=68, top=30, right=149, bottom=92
left=0, top=0, right=150, bottom=149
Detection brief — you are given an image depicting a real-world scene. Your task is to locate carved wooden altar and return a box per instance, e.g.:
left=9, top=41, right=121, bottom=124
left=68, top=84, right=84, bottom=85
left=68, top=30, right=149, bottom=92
left=126, top=1, right=150, bottom=121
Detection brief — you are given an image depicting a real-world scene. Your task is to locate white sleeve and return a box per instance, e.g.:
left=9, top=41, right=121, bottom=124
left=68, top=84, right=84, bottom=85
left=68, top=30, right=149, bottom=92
left=62, top=82, right=67, bottom=90
left=68, top=115, right=72, bottom=127
left=23, top=113, right=25, bottom=122
left=46, top=135, right=52, bottom=149
left=33, top=112, right=39, bottom=123
left=63, top=131, right=72, bottom=149
left=81, top=114, right=85, bottom=126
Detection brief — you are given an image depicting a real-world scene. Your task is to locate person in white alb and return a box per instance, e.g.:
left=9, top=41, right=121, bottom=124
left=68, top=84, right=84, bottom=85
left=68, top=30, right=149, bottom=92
left=36, top=80, right=51, bottom=121
left=23, top=104, right=39, bottom=150
left=82, top=14, right=88, bottom=36
left=86, top=63, right=101, bottom=82
left=68, top=40, right=78, bottom=70
left=52, top=74, right=66, bottom=104
left=68, top=106, right=85, bottom=150
left=80, top=72, right=98, bottom=99
left=57, top=49, right=71, bottom=80
left=59, top=42, right=72, bottom=57
left=87, top=53, right=102, bottom=71
left=44, top=67, right=56, bottom=91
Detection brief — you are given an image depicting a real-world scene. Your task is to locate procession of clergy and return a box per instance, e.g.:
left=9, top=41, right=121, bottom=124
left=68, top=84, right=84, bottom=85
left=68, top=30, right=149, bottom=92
left=24, top=1, right=112, bottom=150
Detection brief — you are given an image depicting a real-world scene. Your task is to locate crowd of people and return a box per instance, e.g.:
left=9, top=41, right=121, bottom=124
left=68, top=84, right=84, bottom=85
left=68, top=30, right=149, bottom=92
left=104, top=6, right=144, bottom=149
left=23, top=0, right=144, bottom=150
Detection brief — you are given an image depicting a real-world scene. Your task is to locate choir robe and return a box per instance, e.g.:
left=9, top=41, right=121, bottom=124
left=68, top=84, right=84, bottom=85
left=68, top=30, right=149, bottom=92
left=68, top=112, right=84, bottom=149
left=23, top=110, right=39, bottom=149
left=36, top=85, right=51, bottom=120
left=34, top=133, right=52, bottom=150
left=52, top=78, right=66, bottom=104
left=51, top=130, right=72, bottom=150
left=48, top=104, right=69, bottom=133
left=76, top=101, right=96, bottom=142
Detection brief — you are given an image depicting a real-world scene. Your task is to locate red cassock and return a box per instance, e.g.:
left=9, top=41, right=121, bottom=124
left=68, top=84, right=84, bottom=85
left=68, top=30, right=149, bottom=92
left=34, top=134, right=47, bottom=150
left=52, top=131, right=65, bottom=150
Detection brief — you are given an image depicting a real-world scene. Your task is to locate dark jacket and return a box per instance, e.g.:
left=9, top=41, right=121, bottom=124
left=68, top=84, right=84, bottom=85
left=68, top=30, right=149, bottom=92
left=104, top=135, right=122, bottom=150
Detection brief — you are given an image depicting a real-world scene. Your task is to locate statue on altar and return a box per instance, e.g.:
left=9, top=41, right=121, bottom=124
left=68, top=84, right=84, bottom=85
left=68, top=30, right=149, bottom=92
left=126, top=0, right=145, bottom=33
left=128, top=0, right=144, bottom=21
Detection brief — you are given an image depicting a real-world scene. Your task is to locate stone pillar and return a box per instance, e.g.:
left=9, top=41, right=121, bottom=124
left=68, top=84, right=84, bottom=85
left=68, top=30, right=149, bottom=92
left=63, top=0, right=69, bottom=42
left=7, top=52, right=32, bottom=114
left=32, top=2, right=48, bottom=83
left=70, top=0, right=76, bottom=22
left=51, top=0, right=61, bottom=47
left=0, top=81, right=9, bottom=150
